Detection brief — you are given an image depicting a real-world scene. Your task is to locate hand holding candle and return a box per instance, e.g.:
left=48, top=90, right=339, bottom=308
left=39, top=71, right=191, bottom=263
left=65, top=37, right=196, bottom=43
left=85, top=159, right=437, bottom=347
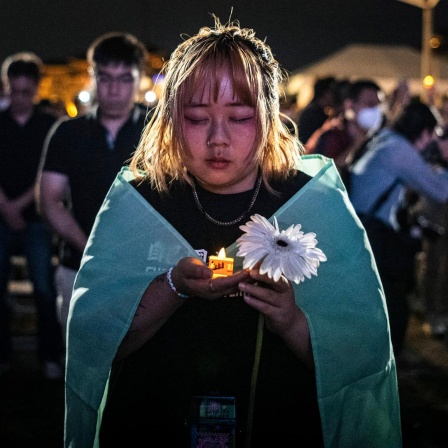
left=208, top=248, right=234, bottom=278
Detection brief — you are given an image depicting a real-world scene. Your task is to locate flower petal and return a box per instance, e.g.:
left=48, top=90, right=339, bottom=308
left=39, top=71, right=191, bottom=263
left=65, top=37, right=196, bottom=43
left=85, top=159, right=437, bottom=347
left=236, top=214, right=327, bottom=284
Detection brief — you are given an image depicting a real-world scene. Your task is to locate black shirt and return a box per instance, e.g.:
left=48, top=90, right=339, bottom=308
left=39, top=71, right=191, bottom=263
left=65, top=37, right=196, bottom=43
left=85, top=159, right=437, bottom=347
left=42, top=106, right=146, bottom=269
left=100, top=173, right=324, bottom=447
left=0, top=107, right=56, bottom=222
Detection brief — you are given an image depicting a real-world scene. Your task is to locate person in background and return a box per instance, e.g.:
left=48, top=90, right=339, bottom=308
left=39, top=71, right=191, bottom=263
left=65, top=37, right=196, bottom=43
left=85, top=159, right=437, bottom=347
left=0, top=52, right=62, bottom=379
left=414, top=128, right=448, bottom=338
left=36, top=32, right=148, bottom=344
left=350, top=100, right=448, bottom=357
left=64, top=19, right=401, bottom=448
left=386, top=79, right=411, bottom=125
left=297, top=75, right=336, bottom=144
left=306, top=79, right=383, bottom=169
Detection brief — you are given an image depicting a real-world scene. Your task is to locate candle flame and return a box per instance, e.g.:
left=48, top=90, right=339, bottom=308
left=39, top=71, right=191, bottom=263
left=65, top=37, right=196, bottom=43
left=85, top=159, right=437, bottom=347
left=218, top=247, right=226, bottom=258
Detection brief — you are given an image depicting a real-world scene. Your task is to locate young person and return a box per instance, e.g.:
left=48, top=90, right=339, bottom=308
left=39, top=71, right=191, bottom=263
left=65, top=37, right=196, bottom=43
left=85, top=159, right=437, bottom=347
left=0, top=52, right=61, bottom=379
left=350, top=100, right=448, bottom=356
left=37, top=32, right=148, bottom=342
left=64, top=20, right=402, bottom=447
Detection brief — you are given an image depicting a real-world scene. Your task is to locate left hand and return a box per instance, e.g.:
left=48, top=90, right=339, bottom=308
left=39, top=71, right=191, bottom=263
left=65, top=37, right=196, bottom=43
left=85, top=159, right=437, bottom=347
left=239, top=269, right=313, bottom=366
left=238, top=268, right=301, bottom=338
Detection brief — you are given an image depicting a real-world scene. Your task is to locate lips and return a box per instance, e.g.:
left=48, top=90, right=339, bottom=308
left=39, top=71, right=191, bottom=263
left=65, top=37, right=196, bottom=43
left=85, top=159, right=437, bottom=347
left=207, top=158, right=230, bottom=169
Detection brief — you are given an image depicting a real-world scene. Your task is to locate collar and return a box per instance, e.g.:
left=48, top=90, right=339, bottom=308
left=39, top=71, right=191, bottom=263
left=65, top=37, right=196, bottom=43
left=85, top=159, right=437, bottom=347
left=89, top=104, right=141, bottom=125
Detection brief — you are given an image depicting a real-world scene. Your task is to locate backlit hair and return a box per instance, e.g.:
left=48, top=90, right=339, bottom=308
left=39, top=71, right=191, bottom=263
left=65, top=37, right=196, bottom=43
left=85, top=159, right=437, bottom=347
left=1, top=52, right=42, bottom=87
left=131, top=18, right=303, bottom=191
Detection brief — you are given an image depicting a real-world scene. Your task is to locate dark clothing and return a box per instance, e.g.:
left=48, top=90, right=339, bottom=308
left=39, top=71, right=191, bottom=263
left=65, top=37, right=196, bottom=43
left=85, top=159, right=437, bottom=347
left=297, top=102, right=329, bottom=144
left=312, top=125, right=352, bottom=160
left=100, top=173, right=324, bottom=447
left=0, top=221, right=61, bottom=363
left=0, top=107, right=61, bottom=363
left=0, top=107, right=56, bottom=222
left=42, top=106, right=146, bottom=270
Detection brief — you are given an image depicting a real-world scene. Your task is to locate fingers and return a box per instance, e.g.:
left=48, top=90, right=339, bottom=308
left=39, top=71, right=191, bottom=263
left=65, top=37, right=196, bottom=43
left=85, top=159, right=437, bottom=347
left=238, top=268, right=294, bottom=309
left=247, top=269, right=290, bottom=292
left=177, top=257, right=213, bottom=280
left=174, top=257, right=251, bottom=299
left=206, top=269, right=251, bottom=297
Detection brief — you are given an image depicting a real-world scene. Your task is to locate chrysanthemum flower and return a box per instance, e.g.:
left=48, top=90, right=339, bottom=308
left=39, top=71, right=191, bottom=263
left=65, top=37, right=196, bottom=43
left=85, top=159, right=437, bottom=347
left=236, top=214, right=327, bottom=284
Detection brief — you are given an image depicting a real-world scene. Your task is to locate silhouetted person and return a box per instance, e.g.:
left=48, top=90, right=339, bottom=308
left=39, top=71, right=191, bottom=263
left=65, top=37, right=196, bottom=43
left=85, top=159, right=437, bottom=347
left=350, top=100, right=448, bottom=356
left=297, top=76, right=336, bottom=144
left=37, top=33, right=148, bottom=344
left=0, top=52, right=62, bottom=379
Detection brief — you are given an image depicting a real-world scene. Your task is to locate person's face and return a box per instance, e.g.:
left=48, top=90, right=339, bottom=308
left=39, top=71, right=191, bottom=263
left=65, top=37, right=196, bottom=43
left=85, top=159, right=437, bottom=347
left=352, top=88, right=382, bottom=115
left=8, top=76, right=38, bottom=115
left=94, top=63, right=140, bottom=119
left=182, top=72, right=258, bottom=194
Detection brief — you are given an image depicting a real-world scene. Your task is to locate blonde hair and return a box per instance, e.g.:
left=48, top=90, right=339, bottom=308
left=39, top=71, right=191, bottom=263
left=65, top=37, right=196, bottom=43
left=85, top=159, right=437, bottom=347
left=131, top=18, right=302, bottom=191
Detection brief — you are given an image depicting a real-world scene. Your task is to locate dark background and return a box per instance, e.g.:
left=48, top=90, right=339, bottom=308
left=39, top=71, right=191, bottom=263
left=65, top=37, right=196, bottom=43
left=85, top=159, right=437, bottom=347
left=2, top=0, right=448, bottom=72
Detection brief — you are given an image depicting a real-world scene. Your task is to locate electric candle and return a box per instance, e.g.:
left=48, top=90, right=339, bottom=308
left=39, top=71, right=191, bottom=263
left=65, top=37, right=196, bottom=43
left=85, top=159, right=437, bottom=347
left=208, top=248, right=234, bottom=278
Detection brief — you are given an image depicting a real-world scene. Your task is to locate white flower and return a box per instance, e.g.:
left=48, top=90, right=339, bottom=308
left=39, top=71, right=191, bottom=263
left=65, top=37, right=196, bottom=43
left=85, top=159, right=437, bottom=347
left=236, top=214, right=327, bottom=284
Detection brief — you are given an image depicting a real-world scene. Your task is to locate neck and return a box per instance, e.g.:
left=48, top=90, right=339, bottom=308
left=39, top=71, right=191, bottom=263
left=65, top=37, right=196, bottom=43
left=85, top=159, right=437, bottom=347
left=99, top=107, right=133, bottom=139
left=192, top=171, right=263, bottom=226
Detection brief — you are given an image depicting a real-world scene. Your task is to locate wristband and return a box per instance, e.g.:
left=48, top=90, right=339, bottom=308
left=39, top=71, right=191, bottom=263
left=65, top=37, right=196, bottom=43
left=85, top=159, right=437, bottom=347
left=167, top=267, right=190, bottom=299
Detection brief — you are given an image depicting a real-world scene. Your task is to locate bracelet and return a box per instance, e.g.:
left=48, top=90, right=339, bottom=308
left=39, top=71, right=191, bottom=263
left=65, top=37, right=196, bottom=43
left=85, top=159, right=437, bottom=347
left=167, top=267, right=190, bottom=299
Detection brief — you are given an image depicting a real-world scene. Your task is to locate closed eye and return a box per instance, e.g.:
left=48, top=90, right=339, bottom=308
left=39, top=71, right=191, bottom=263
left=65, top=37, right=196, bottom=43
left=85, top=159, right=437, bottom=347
left=230, top=116, right=255, bottom=124
left=185, top=117, right=208, bottom=124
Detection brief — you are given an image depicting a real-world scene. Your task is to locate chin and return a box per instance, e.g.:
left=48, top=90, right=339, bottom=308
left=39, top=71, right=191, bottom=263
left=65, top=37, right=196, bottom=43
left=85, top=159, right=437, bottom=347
left=101, top=107, right=129, bottom=118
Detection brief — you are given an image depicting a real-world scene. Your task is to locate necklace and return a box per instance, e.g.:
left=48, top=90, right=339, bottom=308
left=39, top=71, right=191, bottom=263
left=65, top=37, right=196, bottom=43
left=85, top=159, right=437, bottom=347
left=192, top=173, right=263, bottom=226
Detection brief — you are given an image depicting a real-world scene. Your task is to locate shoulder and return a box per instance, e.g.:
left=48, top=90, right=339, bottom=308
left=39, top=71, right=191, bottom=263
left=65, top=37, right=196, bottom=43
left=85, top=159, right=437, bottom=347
left=131, top=177, right=185, bottom=201
left=48, top=113, right=93, bottom=138
left=372, top=128, right=411, bottom=156
left=128, top=105, right=149, bottom=130
left=269, top=170, right=312, bottom=196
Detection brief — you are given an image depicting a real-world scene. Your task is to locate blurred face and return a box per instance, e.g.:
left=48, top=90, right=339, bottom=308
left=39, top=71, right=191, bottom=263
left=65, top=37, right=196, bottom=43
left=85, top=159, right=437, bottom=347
left=182, top=72, right=258, bottom=194
left=352, top=88, right=382, bottom=115
left=94, top=62, right=140, bottom=119
left=8, top=76, right=37, bottom=115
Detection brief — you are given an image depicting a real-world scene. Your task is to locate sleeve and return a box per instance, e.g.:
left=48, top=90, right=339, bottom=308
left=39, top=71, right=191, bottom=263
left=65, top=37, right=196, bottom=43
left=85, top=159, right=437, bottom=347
left=41, top=117, right=73, bottom=175
left=383, top=139, right=448, bottom=203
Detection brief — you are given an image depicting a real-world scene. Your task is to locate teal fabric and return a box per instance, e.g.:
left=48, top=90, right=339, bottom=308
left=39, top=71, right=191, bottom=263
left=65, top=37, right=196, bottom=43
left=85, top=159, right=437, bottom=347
left=65, top=155, right=402, bottom=448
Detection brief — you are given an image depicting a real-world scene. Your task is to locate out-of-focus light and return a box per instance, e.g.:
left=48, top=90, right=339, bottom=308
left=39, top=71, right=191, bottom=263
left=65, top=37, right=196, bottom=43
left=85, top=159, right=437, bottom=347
left=430, top=37, right=441, bottom=49
left=152, top=74, right=165, bottom=84
left=145, top=90, right=157, bottom=104
left=140, top=76, right=152, bottom=91
left=423, top=75, right=435, bottom=88
left=66, top=101, right=78, bottom=117
left=78, top=90, right=91, bottom=103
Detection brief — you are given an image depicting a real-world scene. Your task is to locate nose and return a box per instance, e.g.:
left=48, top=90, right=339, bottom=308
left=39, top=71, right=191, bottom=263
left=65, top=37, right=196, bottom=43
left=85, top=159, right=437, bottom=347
left=108, top=79, right=121, bottom=96
left=207, top=119, right=230, bottom=148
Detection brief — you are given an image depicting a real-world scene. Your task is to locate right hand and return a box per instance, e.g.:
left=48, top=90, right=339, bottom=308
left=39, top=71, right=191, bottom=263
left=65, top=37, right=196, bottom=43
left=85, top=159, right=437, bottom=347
left=170, top=257, right=251, bottom=300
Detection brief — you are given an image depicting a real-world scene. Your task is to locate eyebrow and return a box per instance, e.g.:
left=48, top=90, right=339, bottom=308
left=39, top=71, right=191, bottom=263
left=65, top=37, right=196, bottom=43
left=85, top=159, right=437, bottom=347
left=185, top=101, right=252, bottom=108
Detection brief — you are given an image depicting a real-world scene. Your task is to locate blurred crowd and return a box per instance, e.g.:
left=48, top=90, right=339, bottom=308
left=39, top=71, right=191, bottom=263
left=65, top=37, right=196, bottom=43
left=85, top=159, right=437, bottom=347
left=285, top=75, right=448, bottom=356
left=1, top=32, right=448, bottom=383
